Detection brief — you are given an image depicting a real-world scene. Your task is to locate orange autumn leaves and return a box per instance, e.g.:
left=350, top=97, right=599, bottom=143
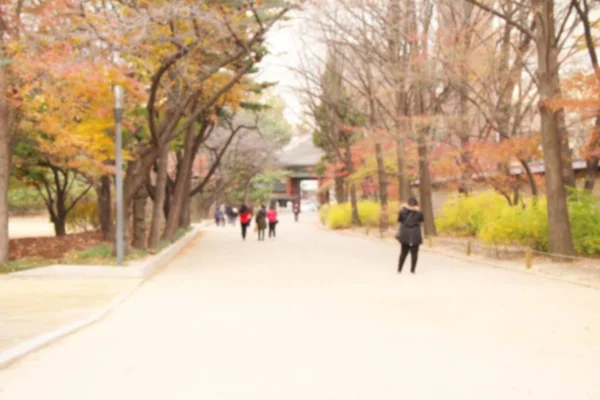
left=320, top=126, right=542, bottom=199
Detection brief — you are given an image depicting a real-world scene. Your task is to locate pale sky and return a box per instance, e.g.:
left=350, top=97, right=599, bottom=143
left=256, top=9, right=323, bottom=129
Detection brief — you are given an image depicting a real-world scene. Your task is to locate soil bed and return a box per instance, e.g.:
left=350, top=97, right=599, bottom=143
left=9, top=232, right=107, bottom=261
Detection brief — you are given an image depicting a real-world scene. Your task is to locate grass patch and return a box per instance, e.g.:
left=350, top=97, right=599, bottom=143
left=0, top=258, right=54, bottom=274
left=62, top=227, right=192, bottom=266
left=63, top=244, right=148, bottom=265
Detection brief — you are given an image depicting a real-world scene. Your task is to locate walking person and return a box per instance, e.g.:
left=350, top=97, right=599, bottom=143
left=214, top=208, right=224, bottom=227
left=267, top=205, right=278, bottom=238
left=255, top=205, right=267, bottom=241
left=239, top=205, right=252, bottom=240
left=396, top=197, right=424, bottom=274
left=293, top=201, right=300, bottom=222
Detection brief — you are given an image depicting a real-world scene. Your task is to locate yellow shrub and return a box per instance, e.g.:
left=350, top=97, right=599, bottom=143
left=358, top=200, right=380, bottom=227
left=322, top=200, right=400, bottom=229
left=387, top=201, right=401, bottom=225
left=325, top=203, right=352, bottom=229
left=437, top=192, right=551, bottom=251
left=66, top=200, right=99, bottom=233
left=436, top=191, right=507, bottom=237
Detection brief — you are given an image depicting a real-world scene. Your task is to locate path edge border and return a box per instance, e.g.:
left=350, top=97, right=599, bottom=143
left=0, top=228, right=201, bottom=370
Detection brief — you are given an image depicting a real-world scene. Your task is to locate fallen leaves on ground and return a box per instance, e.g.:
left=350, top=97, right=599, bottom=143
left=9, top=232, right=108, bottom=261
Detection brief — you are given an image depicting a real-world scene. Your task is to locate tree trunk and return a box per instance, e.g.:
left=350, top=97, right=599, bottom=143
left=53, top=214, right=67, bottom=236
left=584, top=157, right=598, bottom=191
left=96, top=174, right=112, bottom=240
left=132, top=185, right=148, bottom=250
left=123, top=201, right=133, bottom=254
left=512, top=183, right=520, bottom=206
left=532, top=0, right=574, bottom=256
left=344, top=135, right=360, bottom=225
left=520, top=159, right=538, bottom=198
left=557, top=108, right=576, bottom=188
left=180, top=194, right=191, bottom=230
left=418, top=127, right=437, bottom=236
left=0, top=68, right=10, bottom=263
left=51, top=189, right=67, bottom=237
left=375, top=141, right=388, bottom=234
left=55, top=184, right=67, bottom=237
left=395, top=138, right=409, bottom=201
left=334, top=176, right=346, bottom=203
left=410, top=0, right=436, bottom=236
left=163, top=125, right=195, bottom=240
left=389, top=0, right=409, bottom=202
left=163, top=180, right=172, bottom=220
left=584, top=117, right=600, bottom=191
left=148, top=147, right=169, bottom=249
left=180, top=167, right=192, bottom=229
left=122, top=160, right=144, bottom=255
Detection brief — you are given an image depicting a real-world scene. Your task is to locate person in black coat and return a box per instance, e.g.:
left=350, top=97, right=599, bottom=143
left=396, top=197, right=425, bottom=274
left=255, top=205, right=267, bottom=241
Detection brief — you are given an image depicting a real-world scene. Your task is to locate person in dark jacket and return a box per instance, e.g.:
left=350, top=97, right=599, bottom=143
left=397, top=197, right=425, bottom=274
left=255, top=205, right=267, bottom=241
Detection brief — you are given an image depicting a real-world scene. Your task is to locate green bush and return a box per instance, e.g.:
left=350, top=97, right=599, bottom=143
left=8, top=185, right=46, bottom=214
left=568, top=189, right=600, bottom=256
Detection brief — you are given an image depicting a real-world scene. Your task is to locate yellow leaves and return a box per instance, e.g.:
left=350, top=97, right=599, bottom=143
left=14, top=58, right=146, bottom=176
left=201, top=72, right=249, bottom=110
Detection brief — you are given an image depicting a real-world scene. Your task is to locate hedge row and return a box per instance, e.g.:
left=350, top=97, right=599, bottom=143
left=319, top=200, right=401, bottom=230
left=436, top=190, right=600, bottom=256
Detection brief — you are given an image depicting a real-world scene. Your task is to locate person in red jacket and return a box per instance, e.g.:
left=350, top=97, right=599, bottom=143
left=239, top=204, right=252, bottom=240
left=266, top=205, right=278, bottom=238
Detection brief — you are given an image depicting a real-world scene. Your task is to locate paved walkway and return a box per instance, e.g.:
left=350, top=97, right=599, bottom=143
left=0, top=277, right=138, bottom=353
left=1, top=213, right=599, bottom=399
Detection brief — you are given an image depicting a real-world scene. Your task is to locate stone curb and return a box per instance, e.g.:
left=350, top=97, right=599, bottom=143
left=318, top=223, right=600, bottom=291
left=0, top=228, right=201, bottom=370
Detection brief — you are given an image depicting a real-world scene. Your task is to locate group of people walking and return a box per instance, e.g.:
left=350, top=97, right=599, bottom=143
left=239, top=204, right=279, bottom=241
left=214, top=205, right=239, bottom=227
left=214, top=201, right=304, bottom=241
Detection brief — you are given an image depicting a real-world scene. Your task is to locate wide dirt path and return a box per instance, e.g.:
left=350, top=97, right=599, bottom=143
left=1, top=213, right=599, bottom=399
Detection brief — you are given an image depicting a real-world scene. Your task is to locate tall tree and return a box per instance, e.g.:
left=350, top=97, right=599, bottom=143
left=464, top=0, right=575, bottom=256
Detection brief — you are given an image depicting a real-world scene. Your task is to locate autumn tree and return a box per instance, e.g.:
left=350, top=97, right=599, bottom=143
left=463, top=0, right=577, bottom=255
left=70, top=0, right=298, bottom=249
left=567, top=0, right=600, bottom=191
left=0, top=0, right=80, bottom=260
